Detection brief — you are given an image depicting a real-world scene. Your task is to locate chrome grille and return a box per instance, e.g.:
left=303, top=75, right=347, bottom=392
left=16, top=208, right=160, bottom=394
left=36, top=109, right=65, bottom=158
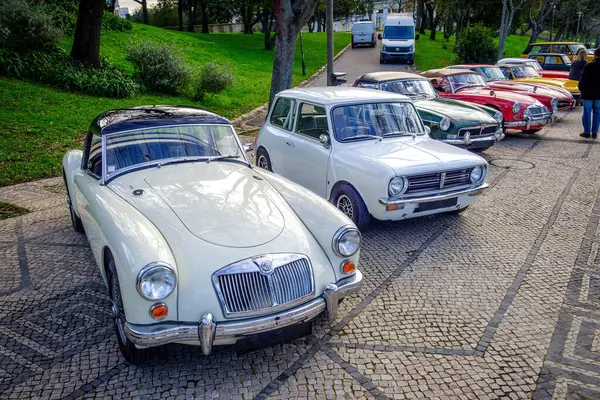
left=213, top=255, right=314, bottom=318
left=387, top=46, right=410, bottom=53
left=406, top=169, right=472, bottom=194
left=458, top=125, right=497, bottom=137
left=527, top=105, right=548, bottom=116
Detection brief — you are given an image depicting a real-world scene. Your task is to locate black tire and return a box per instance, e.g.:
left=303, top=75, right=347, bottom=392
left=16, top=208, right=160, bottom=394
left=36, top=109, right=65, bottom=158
left=63, top=171, right=84, bottom=233
left=407, top=59, right=414, bottom=65
left=256, top=148, right=273, bottom=172
left=109, top=259, right=147, bottom=364
left=331, top=183, right=370, bottom=231
left=352, top=43, right=357, bottom=48
left=522, top=129, right=542, bottom=134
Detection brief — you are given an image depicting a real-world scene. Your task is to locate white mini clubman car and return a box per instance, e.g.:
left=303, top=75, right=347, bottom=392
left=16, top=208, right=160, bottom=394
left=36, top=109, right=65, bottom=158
left=62, top=106, right=363, bottom=363
left=255, top=88, right=489, bottom=231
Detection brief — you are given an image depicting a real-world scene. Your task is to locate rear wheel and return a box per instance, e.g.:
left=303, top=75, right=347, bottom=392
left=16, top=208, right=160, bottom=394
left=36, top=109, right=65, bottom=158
left=63, top=171, right=84, bottom=233
left=331, top=183, right=370, bottom=231
left=109, top=259, right=147, bottom=364
left=256, top=148, right=273, bottom=172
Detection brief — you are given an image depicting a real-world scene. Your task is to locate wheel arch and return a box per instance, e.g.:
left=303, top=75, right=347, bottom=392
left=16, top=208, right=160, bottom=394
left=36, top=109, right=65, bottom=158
left=329, top=180, right=368, bottom=206
left=255, top=145, right=272, bottom=169
left=101, top=246, right=114, bottom=286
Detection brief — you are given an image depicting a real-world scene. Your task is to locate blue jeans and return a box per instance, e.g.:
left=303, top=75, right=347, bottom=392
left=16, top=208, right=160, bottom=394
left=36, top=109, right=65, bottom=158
left=582, top=100, right=600, bottom=135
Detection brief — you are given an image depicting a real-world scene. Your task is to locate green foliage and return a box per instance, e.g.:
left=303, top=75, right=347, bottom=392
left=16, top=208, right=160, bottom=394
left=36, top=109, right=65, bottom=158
left=126, top=41, right=191, bottom=95
left=0, top=0, right=63, bottom=52
left=0, top=48, right=142, bottom=98
left=0, top=202, right=29, bottom=220
left=102, top=12, right=133, bottom=32
left=194, top=63, right=234, bottom=100
left=456, top=24, right=498, bottom=64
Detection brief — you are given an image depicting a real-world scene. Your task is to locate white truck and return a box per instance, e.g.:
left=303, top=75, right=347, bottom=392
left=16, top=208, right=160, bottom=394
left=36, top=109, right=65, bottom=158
left=379, top=13, right=419, bottom=65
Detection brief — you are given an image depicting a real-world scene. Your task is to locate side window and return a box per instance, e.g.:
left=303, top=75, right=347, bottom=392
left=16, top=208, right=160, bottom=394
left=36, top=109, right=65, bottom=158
left=296, top=103, right=329, bottom=140
left=270, top=97, right=297, bottom=131
left=500, top=68, right=511, bottom=79
left=552, top=56, right=562, bottom=65
left=544, top=56, right=553, bottom=64
left=85, top=132, right=103, bottom=178
left=552, top=44, right=568, bottom=55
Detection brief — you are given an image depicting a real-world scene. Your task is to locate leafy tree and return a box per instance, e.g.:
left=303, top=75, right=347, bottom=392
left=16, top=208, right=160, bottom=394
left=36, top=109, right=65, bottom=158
left=71, top=0, right=105, bottom=67
left=456, top=23, right=497, bottom=64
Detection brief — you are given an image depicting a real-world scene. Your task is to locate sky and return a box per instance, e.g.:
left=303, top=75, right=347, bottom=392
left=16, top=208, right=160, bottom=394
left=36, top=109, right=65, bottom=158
left=118, top=0, right=159, bottom=12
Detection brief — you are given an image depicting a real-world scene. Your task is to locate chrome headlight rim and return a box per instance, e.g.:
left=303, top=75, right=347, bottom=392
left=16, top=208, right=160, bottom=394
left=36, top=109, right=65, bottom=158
left=512, top=102, right=521, bottom=114
left=493, top=111, right=503, bottom=124
left=388, top=176, right=408, bottom=197
left=439, top=116, right=451, bottom=131
left=136, top=262, right=177, bottom=301
left=332, top=225, right=361, bottom=258
left=470, top=165, right=486, bottom=185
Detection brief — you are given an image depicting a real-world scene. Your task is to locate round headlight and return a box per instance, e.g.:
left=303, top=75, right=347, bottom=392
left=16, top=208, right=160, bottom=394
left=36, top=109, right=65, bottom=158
left=551, top=97, right=558, bottom=112
left=512, top=102, right=521, bottom=114
left=439, top=116, right=451, bottom=131
left=382, top=45, right=387, bottom=51
left=408, top=44, right=414, bottom=52
left=137, top=263, right=176, bottom=300
left=388, top=176, right=408, bottom=196
left=470, top=166, right=484, bottom=184
left=333, top=227, right=361, bottom=257
left=493, top=111, right=503, bottom=123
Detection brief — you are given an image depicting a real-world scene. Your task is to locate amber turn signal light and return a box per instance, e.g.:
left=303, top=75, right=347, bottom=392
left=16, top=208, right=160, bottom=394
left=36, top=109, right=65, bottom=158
left=150, top=303, right=168, bottom=320
left=341, top=260, right=356, bottom=275
left=386, top=204, right=399, bottom=211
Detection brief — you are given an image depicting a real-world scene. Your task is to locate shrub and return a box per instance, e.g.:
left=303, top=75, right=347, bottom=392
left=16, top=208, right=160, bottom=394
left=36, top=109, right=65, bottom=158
left=456, top=24, right=497, bottom=64
left=0, top=0, right=63, bottom=52
left=194, top=63, right=234, bottom=100
left=102, top=12, right=133, bottom=32
left=0, top=48, right=142, bottom=98
left=126, top=41, right=191, bottom=95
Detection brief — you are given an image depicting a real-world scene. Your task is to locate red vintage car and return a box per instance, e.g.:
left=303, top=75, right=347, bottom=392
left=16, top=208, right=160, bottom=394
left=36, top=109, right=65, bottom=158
left=421, top=69, right=554, bottom=133
left=447, top=64, right=575, bottom=111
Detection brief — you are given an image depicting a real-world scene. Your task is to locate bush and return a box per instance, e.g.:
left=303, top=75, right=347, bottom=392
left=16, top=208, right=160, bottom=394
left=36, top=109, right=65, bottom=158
left=102, top=12, right=133, bottom=32
left=0, top=48, right=142, bottom=98
left=456, top=24, right=497, bottom=64
left=0, top=0, right=63, bottom=52
left=194, top=63, right=234, bottom=100
left=126, top=41, right=191, bottom=95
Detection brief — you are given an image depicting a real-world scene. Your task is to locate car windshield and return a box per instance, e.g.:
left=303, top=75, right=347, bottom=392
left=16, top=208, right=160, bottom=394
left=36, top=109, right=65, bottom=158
left=332, top=102, right=424, bottom=142
left=380, top=79, right=437, bottom=99
left=473, top=67, right=507, bottom=81
left=383, top=25, right=414, bottom=39
left=512, top=66, right=540, bottom=78
left=94, top=124, right=244, bottom=179
left=448, top=74, right=487, bottom=91
left=570, top=44, right=586, bottom=54
left=525, top=60, right=542, bottom=70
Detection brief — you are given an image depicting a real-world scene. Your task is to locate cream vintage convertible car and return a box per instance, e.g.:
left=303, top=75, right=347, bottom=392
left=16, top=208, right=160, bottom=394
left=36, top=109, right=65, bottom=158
left=255, top=88, right=489, bottom=231
left=62, top=106, right=363, bottom=363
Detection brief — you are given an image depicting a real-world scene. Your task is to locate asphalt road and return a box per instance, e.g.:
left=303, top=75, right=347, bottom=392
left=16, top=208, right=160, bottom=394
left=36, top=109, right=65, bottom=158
left=309, top=39, right=412, bottom=87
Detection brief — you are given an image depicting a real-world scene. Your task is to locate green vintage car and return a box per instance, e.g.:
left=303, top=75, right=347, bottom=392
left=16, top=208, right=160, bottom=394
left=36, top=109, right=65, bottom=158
left=353, top=71, right=504, bottom=151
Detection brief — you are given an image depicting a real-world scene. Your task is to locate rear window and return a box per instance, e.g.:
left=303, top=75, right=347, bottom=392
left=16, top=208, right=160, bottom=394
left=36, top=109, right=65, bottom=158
left=352, top=23, right=373, bottom=33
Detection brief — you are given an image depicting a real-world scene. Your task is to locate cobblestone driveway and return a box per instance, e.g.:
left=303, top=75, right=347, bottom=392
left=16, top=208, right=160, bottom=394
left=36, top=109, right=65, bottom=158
left=1, top=110, right=599, bottom=399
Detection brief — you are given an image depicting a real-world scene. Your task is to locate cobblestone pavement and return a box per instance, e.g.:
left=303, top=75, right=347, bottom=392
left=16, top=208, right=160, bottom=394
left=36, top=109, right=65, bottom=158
left=1, top=110, right=599, bottom=399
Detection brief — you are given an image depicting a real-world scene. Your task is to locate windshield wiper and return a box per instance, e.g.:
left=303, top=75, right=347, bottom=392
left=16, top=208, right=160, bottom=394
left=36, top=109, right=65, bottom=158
left=343, top=135, right=381, bottom=142
left=383, top=131, right=417, bottom=138
left=206, top=154, right=242, bottom=163
left=157, top=156, right=206, bottom=168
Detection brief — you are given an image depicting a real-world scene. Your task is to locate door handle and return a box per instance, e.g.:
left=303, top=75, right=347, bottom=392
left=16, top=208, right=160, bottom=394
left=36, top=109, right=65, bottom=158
left=286, top=141, right=295, bottom=147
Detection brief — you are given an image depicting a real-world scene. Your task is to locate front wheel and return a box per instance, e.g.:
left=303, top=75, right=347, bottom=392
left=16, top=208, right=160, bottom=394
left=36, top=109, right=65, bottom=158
left=331, top=183, right=370, bottom=231
left=63, top=171, right=84, bottom=233
left=109, top=260, right=147, bottom=364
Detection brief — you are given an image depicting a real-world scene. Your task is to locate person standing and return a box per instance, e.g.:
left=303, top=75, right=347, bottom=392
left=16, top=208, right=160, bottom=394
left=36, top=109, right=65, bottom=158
left=569, top=49, right=588, bottom=81
left=579, top=47, right=600, bottom=138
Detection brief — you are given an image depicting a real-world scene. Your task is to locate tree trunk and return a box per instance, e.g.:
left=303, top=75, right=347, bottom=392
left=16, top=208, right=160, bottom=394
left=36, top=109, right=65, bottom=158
left=242, top=4, right=254, bottom=34
left=71, top=0, right=104, bottom=67
left=264, top=12, right=275, bottom=50
left=200, top=0, right=209, bottom=33
left=142, top=1, right=149, bottom=24
left=188, top=0, right=196, bottom=32
left=178, top=0, right=184, bottom=31
left=497, top=1, right=516, bottom=61
left=426, top=2, right=435, bottom=39
left=416, top=0, right=425, bottom=32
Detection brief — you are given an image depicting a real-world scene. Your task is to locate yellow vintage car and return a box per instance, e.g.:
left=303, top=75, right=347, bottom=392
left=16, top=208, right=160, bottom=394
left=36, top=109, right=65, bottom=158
left=496, top=64, right=580, bottom=100
left=521, top=42, right=594, bottom=62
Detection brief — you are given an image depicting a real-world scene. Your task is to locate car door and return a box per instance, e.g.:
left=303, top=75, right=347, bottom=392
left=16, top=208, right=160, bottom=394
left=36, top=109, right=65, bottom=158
left=262, top=97, right=298, bottom=176
left=283, top=102, right=332, bottom=198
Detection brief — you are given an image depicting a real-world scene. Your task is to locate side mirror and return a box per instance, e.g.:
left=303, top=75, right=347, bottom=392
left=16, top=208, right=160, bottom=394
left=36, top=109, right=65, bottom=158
left=424, top=126, right=431, bottom=136
left=378, top=33, right=382, bottom=40
left=415, top=34, right=420, bottom=40
left=319, top=134, right=330, bottom=148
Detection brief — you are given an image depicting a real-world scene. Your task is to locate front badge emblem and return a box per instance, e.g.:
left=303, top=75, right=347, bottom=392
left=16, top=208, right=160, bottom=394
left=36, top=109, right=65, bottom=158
left=259, top=260, right=273, bottom=275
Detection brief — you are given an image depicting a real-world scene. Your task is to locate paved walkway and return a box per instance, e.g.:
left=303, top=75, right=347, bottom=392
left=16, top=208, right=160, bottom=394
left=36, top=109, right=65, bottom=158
left=1, top=111, right=600, bottom=399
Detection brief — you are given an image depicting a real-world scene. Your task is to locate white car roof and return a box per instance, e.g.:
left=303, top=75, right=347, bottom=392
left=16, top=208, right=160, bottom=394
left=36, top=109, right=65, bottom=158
left=276, top=87, right=411, bottom=105
left=497, top=58, right=530, bottom=65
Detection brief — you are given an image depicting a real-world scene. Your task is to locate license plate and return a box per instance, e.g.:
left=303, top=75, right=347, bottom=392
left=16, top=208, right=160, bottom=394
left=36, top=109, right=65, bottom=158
left=416, top=198, right=458, bottom=212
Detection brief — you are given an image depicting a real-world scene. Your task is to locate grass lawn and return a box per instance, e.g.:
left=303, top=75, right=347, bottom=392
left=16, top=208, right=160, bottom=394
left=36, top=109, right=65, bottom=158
left=415, top=30, right=532, bottom=71
left=0, top=24, right=350, bottom=187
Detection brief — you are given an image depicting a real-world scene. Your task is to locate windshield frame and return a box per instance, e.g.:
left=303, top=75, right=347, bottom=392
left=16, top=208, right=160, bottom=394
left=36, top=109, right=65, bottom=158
left=472, top=67, right=508, bottom=82
left=448, top=73, right=488, bottom=92
left=511, top=65, right=540, bottom=78
left=380, top=79, right=438, bottom=99
left=99, top=123, right=250, bottom=185
left=330, top=101, right=426, bottom=143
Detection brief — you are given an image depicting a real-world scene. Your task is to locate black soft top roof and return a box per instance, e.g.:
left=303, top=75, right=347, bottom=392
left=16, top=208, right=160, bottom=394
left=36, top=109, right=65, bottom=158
left=90, top=105, right=230, bottom=135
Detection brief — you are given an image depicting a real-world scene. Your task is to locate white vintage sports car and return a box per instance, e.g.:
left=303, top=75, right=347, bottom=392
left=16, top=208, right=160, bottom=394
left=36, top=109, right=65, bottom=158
left=62, top=106, right=363, bottom=363
left=255, top=88, right=489, bottom=231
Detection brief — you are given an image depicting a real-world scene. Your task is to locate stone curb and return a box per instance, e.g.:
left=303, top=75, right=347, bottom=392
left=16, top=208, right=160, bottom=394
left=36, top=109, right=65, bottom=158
left=231, top=43, right=353, bottom=133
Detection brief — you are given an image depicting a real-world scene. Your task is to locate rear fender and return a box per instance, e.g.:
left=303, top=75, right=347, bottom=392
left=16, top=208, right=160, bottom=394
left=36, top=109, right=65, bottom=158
left=62, top=150, right=83, bottom=217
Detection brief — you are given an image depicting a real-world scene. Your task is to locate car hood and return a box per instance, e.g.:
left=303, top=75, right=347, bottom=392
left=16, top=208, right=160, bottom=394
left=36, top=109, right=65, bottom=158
left=415, top=98, right=496, bottom=123
left=456, top=87, right=539, bottom=105
left=345, top=137, right=485, bottom=174
left=515, top=77, right=566, bottom=88
left=114, top=162, right=286, bottom=248
left=489, top=81, right=570, bottom=98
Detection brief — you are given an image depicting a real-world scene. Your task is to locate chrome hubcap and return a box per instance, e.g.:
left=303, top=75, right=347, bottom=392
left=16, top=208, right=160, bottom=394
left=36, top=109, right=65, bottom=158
left=257, top=155, right=268, bottom=170
left=336, top=195, right=354, bottom=220
left=111, top=277, right=127, bottom=344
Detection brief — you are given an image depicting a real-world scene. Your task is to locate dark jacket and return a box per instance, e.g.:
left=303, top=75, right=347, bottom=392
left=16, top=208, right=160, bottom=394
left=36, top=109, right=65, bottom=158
left=569, top=59, right=587, bottom=81
left=579, top=60, right=600, bottom=100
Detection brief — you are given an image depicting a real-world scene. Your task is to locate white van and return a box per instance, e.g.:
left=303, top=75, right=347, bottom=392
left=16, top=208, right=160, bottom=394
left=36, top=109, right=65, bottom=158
left=351, top=21, right=376, bottom=48
left=379, top=13, right=419, bottom=64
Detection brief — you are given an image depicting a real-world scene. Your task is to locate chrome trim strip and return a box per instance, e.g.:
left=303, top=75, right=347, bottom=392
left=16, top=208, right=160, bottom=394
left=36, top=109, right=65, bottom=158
left=379, top=183, right=488, bottom=206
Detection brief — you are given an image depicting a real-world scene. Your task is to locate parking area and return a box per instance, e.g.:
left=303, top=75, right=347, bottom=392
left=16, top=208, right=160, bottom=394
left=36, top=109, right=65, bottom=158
left=1, top=110, right=600, bottom=399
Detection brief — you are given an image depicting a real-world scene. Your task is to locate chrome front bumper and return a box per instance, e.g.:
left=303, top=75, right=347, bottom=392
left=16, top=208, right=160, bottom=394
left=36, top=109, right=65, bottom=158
left=504, top=113, right=554, bottom=129
left=123, top=271, right=363, bottom=355
left=441, top=129, right=505, bottom=145
left=379, top=183, right=488, bottom=206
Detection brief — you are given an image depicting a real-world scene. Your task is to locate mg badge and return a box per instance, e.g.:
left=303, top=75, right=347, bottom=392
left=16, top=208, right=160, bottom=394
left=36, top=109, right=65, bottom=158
left=258, top=260, right=273, bottom=275
left=464, top=131, right=472, bottom=145
left=396, top=48, right=399, bottom=51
